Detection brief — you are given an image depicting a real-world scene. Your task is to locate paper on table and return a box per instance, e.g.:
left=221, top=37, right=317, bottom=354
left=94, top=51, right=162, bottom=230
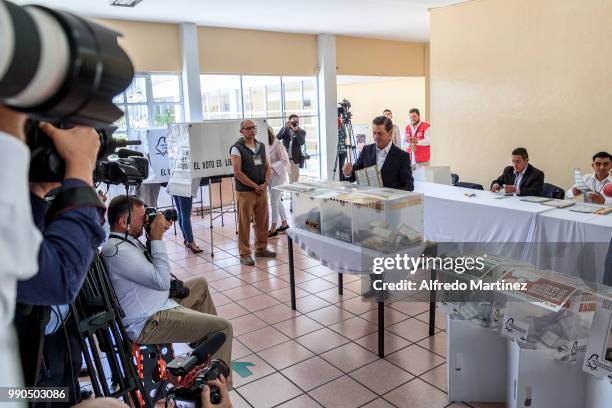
left=541, top=199, right=576, bottom=208
left=520, top=196, right=553, bottom=203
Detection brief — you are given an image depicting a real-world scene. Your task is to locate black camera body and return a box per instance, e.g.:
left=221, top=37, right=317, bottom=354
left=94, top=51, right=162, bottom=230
left=169, top=279, right=190, bottom=300
left=144, top=207, right=178, bottom=225
left=338, top=98, right=352, bottom=122
left=171, top=360, right=229, bottom=407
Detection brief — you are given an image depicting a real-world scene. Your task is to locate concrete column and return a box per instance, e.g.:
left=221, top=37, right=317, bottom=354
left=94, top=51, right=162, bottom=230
left=317, top=34, right=338, bottom=180
left=179, top=23, right=203, bottom=122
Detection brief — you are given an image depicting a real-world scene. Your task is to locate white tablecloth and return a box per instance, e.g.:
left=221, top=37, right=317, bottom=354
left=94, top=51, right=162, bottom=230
left=414, top=181, right=554, bottom=243
left=532, top=208, right=612, bottom=281
left=287, top=228, right=429, bottom=276
left=413, top=181, right=612, bottom=282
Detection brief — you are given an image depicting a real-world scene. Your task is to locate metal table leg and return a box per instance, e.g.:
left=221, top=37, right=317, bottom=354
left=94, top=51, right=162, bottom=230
left=429, top=268, right=437, bottom=336
left=208, top=185, right=214, bottom=257
left=338, top=273, right=343, bottom=295
left=378, top=300, right=385, bottom=357
left=288, top=235, right=296, bottom=310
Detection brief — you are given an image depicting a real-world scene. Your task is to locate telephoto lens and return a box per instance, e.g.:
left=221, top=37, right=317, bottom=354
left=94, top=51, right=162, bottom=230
left=0, top=0, right=134, bottom=127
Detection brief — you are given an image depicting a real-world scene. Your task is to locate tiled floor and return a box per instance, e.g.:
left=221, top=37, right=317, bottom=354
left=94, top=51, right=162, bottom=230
left=84, top=202, right=505, bottom=408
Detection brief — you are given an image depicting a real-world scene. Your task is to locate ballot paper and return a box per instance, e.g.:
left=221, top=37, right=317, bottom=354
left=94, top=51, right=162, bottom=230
left=570, top=204, right=602, bottom=214
left=574, top=168, right=592, bottom=193
left=520, top=196, right=553, bottom=203
left=541, top=199, right=576, bottom=208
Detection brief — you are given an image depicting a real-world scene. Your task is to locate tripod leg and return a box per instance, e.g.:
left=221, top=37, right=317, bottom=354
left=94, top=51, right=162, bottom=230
left=209, top=185, right=214, bottom=257
left=219, top=181, right=224, bottom=227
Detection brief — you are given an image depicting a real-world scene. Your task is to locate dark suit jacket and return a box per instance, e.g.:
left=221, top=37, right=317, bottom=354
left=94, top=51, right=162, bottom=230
left=491, top=163, right=545, bottom=197
left=346, top=143, right=414, bottom=191
left=276, top=127, right=306, bottom=164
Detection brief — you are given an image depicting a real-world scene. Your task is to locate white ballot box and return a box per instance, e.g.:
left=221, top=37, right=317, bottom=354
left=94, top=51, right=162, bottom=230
left=585, top=375, right=612, bottom=408
left=447, top=316, right=507, bottom=403
left=413, top=165, right=452, bottom=185
left=506, top=339, right=587, bottom=408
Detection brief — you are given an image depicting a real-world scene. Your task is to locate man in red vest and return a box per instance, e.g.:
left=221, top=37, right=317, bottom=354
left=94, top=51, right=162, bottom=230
left=405, top=108, right=430, bottom=166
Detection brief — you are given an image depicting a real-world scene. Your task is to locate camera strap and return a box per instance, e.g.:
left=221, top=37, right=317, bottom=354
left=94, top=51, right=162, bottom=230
left=109, top=233, right=154, bottom=264
left=45, top=186, right=106, bottom=225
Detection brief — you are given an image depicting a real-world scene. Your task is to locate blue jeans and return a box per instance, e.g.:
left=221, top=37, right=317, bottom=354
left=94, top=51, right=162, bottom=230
left=173, top=195, right=194, bottom=244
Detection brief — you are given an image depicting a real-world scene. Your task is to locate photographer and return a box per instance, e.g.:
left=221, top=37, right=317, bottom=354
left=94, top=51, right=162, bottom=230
left=13, top=122, right=106, bottom=392
left=0, top=107, right=43, bottom=388
left=101, top=196, right=233, bottom=371
left=276, top=114, right=306, bottom=182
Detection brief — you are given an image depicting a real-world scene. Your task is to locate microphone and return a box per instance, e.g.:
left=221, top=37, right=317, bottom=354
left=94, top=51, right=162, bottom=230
left=166, top=332, right=226, bottom=376
left=117, top=148, right=144, bottom=158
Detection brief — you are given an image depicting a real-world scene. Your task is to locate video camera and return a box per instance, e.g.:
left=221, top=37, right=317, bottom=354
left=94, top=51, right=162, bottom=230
left=338, top=98, right=352, bottom=122
left=0, top=0, right=138, bottom=185
left=165, top=333, right=229, bottom=407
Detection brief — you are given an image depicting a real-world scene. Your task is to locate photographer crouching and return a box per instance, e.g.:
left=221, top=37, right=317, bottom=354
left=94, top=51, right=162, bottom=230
left=101, top=195, right=233, bottom=378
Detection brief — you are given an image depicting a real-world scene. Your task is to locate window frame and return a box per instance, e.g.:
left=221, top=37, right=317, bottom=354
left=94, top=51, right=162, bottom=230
left=199, top=73, right=321, bottom=178
left=113, top=72, right=185, bottom=137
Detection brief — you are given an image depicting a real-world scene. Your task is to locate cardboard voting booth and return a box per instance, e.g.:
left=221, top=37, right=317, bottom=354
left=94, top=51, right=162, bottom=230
left=166, top=119, right=268, bottom=197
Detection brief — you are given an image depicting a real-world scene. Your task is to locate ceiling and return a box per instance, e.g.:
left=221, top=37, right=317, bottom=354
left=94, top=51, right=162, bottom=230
left=13, top=0, right=468, bottom=42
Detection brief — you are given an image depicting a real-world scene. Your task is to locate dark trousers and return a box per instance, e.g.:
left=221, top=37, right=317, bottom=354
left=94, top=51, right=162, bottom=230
left=38, top=327, right=83, bottom=407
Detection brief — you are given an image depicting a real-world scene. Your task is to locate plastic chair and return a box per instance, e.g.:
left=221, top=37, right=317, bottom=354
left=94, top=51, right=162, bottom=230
left=455, top=181, right=484, bottom=190
left=542, top=182, right=565, bottom=199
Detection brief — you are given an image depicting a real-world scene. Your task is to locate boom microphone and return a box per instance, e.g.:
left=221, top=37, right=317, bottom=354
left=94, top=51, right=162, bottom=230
left=167, top=332, right=226, bottom=377
left=117, top=148, right=143, bottom=158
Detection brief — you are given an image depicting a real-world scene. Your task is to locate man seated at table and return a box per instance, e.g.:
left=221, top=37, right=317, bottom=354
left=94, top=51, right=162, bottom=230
left=566, top=151, right=612, bottom=206
left=343, top=116, right=414, bottom=191
left=490, top=147, right=544, bottom=196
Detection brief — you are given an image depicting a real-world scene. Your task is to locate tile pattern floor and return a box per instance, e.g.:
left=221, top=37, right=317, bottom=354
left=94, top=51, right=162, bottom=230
left=84, top=203, right=505, bottom=408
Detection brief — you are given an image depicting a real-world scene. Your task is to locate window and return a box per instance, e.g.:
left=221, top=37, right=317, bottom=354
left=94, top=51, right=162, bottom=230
left=200, top=75, right=242, bottom=120
left=113, top=73, right=184, bottom=139
left=200, top=74, right=320, bottom=178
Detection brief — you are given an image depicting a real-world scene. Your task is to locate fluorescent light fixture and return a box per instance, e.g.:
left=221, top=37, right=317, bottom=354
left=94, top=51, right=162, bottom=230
left=109, top=0, right=144, bottom=7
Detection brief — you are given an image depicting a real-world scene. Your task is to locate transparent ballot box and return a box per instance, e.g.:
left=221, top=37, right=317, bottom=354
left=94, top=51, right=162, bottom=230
left=320, top=188, right=424, bottom=252
left=495, top=268, right=598, bottom=362
left=274, top=181, right=356, bottom=234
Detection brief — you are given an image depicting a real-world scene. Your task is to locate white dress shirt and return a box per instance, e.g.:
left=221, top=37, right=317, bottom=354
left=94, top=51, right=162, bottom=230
left=567, top=172, right=612, bottom=206
left=376, top=141, right=393, bottom=171
left=514, top=168, right=527, bottom=195
left=101, top=234, right=178, bottom=340
left=0, top=132, right=42, bottom=389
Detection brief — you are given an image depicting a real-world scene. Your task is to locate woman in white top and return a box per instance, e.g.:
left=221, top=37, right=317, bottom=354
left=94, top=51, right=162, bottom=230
left=267, top=127, right=291, bottom=236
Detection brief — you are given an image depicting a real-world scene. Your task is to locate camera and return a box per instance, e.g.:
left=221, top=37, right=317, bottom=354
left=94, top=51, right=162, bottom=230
left=144, top=207, right=179, bottom=225
left=338, top=98, right=352, bottom=121
left=165, top=333, right=229, bottom=408
left=24, top=119, right=146, bottom=184
left=170, top=360, right=229, bottom=408
left=169, top=278, right=190, bottom=300
left=0, top=0, right=133, bottom=127
left=0, top=0, right=136, bottom=184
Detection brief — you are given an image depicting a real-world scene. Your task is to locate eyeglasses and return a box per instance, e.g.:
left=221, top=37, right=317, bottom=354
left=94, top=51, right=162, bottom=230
left=241, top=126, right=257, bottom=131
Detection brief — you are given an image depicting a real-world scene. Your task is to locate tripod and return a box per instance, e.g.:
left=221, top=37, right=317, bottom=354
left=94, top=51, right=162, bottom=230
left=71, top=252, right=153, bottom=407
left=332, top=112, right=358, bottom=181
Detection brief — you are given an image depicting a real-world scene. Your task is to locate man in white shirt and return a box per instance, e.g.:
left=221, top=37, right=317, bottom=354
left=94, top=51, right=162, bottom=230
left=567, top=151, right=612, bottom=206
left=101, top=195, right=232, bottom=369
left=0, top=106, right=43, bottom=389
left=383, top=109, right=403, bottom=148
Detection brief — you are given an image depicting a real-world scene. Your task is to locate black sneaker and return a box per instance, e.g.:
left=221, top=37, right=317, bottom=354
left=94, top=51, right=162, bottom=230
left=277, top=224, right=290, bottom=232
left=268, top=229, right=279, bottom=237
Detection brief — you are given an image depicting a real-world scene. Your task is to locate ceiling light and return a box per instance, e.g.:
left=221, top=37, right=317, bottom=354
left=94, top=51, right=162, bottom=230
left=109, top=0, right=144, bottom=7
